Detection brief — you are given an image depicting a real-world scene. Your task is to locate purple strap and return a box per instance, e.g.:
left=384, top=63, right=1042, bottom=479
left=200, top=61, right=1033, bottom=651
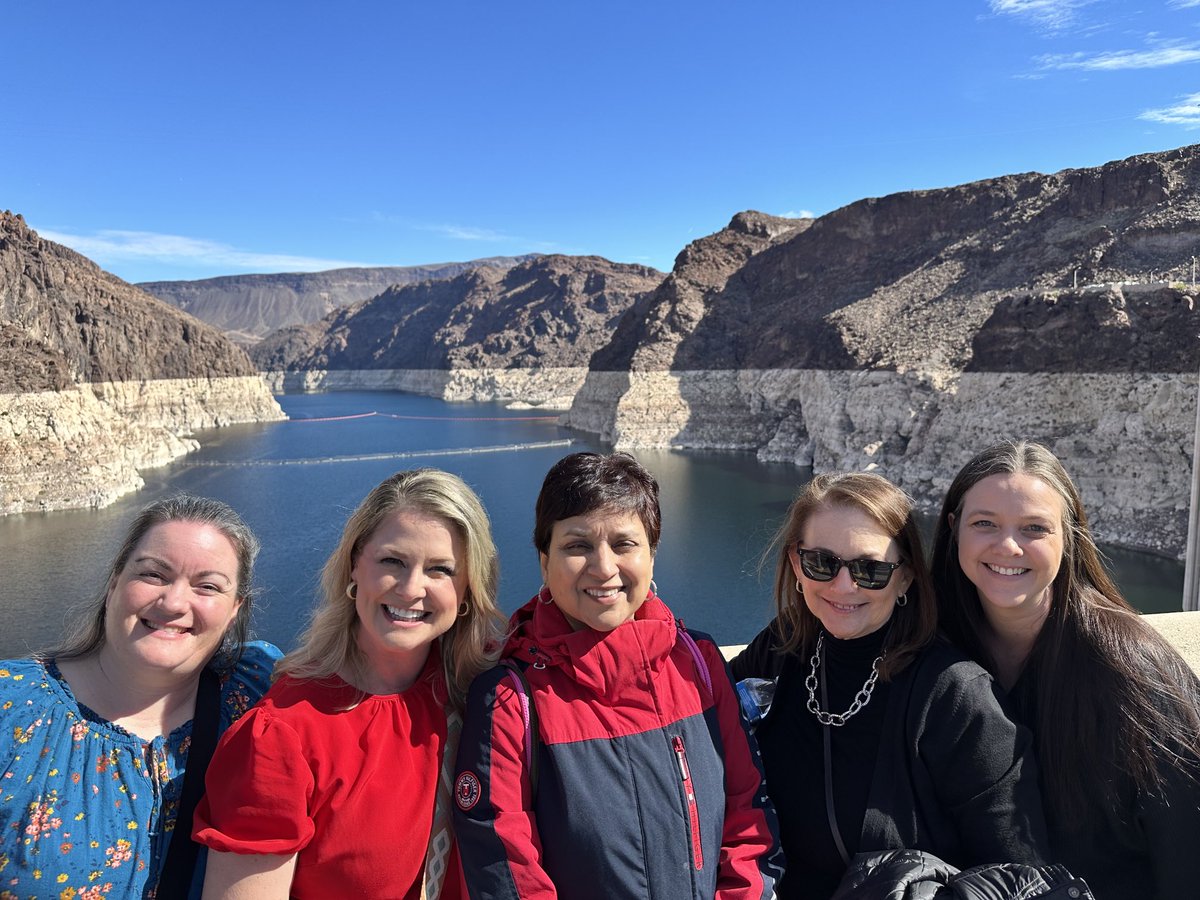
left=676, top=625, right=713, bottom=698
left=504, top=669, right=535, bottom=770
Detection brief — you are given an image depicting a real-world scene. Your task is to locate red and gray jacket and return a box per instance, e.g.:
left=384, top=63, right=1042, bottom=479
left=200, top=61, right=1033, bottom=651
left=453, top=593, right=783, bottom=899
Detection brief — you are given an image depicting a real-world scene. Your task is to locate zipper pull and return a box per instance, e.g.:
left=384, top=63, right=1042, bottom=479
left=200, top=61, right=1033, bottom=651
left=672, top=735, right=690, bottom=781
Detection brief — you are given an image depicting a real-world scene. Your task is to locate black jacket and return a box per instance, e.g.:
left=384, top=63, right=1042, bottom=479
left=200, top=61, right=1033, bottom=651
left=732, top=622, right=1048, bottom=898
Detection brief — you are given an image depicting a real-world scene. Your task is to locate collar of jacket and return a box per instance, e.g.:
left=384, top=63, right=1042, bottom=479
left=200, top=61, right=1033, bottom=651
left=504, top=592, right=676, bottom=700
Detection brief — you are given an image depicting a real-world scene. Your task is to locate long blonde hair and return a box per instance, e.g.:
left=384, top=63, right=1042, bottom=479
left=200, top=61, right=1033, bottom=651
left=277, top=468, right=506, bottom=707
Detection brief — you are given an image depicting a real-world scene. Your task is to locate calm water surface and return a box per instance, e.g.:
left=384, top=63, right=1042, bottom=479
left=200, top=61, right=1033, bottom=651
left=0, top=391, right=1185, bottom=658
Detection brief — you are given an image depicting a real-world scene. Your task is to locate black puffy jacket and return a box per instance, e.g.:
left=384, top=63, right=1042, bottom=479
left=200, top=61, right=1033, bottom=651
left=831, top=850, right=1095, bottom=900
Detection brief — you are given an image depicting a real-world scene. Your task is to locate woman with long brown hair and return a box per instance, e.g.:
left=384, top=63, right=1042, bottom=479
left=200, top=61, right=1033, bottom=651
left=932, top=440, right=1200, bottom=899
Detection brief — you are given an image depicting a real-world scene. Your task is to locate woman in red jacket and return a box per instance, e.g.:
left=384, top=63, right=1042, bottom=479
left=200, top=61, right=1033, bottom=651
left=453, top=451, right=782, bottom=899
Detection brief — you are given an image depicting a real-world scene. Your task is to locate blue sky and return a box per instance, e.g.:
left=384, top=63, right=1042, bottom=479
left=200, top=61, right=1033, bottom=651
left=7, top=0, right=1200, bottom=283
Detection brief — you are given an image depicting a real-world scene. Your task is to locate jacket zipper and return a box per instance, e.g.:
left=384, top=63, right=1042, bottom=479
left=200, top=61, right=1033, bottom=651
left=672, top=735, right=704, bottom=870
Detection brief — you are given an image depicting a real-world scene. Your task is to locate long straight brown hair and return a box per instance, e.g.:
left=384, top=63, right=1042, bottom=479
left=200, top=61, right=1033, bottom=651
left=932, top=440, right=1200, bottom=824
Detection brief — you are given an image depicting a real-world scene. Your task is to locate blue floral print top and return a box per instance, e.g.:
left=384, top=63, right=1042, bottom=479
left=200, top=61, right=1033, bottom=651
left=0, top=641, right=280, bottom=900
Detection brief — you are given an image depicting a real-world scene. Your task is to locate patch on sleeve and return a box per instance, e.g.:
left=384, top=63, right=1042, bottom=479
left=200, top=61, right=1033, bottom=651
left=455, top=770, right=482, bottom=811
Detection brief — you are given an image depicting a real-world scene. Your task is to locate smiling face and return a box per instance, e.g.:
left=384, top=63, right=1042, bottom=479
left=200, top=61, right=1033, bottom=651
left=350, top=508, right=466, bottom=687
left=954, top=472, right=1065, bottom=629
left=102, top=520, right=242, bottom=678
left=789, top=503, right=912, bottom=641
left=540, top=508, right=654, bottom=633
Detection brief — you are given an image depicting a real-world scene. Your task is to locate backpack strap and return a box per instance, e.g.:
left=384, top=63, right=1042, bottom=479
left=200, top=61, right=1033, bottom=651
left=499, top=659, right=539, bottom=798
left=675, top=621, right=713, bottom=699
left=157, top=665, right=220, bottom=898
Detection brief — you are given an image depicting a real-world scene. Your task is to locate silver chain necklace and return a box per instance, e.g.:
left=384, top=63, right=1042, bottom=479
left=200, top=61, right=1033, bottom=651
left=805, top=632, right=885, bottom=726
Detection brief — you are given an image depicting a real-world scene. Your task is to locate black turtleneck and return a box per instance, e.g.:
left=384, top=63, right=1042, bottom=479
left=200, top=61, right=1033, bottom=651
left=748, top=625, right=891, bottom=900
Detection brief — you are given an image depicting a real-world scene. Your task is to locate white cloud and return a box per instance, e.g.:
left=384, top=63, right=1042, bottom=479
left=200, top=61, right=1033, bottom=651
left=1039, top=41, right=1200, bottom=69
left=989, top=0, right=1095, bottom=30
left=1168, top=0, right=1200, bottom=8
left=780, top=209, right=816, bottom=219
left=38, top=228, right=372, bottom=274
left=1139, top=91, right=1200, bottom=127
left=421, top=223, right=512, bottom=242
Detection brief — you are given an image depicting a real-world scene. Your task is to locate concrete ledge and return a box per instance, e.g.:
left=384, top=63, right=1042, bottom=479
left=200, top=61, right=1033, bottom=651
left=1145, top=611, right=1200, bottom=674
left=721, top=612, right=1200, bottom=675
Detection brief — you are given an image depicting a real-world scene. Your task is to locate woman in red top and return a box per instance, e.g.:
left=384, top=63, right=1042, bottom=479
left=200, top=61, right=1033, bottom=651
left=194, top=468, right=507, bottom=899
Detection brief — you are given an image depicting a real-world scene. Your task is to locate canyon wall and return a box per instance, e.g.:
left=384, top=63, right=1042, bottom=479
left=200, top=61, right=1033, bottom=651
left=140, top=255, right=540, bottom=343
left=562, top=146, right=1200, bottom=557
left=1, top=212, right=285, bottom=514
left=565, top=367, right=1194, bottom=556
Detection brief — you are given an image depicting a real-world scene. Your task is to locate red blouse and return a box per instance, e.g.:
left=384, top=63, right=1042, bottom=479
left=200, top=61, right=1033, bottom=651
left=194, top=661, right=455, bottom=899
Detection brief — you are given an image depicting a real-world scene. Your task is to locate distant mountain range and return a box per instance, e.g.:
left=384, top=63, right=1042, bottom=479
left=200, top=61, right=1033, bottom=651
left=250, top=255, right=663, bottom=372
left=139, top=256, right=540, bottom=343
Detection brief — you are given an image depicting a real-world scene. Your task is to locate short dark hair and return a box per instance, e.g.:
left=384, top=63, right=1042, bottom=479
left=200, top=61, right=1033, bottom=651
left=533, top=452, right=661, bottom=554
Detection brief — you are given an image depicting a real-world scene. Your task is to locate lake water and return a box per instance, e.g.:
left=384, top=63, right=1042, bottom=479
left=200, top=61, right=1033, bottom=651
left=0, top=391, right=1185, bottom=658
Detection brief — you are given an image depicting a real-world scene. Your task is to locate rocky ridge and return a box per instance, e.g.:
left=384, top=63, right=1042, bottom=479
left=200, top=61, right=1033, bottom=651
left=0, top=212, right=284, bottom=513
left=561, top=146, right=1200, bottom=556
left=140, top=256, right=539, bottom=343
left=253, top=254, right=664, bottom=406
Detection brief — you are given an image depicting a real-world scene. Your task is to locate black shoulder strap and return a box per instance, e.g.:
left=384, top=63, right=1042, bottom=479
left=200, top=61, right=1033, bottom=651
left=157, top=666, right=221, bottom=898
left=499, top=659, right=539, bottom=799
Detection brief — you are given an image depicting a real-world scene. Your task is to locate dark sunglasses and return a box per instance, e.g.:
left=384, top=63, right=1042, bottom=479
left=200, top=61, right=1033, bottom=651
left=795, top=546, right=903, bottom=590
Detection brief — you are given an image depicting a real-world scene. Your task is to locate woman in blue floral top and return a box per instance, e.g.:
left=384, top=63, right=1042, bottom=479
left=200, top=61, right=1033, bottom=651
left=0, top=495, right=280, bottom=900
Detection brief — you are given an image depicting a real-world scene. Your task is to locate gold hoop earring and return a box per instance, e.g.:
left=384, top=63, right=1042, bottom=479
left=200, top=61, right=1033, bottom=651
left=537, top=584, right=553, bottom=604
left=457, top=601, right=469, bottom=617
left=345, top=582, right=358, bottom=601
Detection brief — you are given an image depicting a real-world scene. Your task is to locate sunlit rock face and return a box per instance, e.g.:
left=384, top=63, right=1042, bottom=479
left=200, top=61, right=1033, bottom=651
left=566, top=147, right=1200, bottom=557
left=251, top=253, right=665, bottom=410
left=0, top=211, right=284, bottom=514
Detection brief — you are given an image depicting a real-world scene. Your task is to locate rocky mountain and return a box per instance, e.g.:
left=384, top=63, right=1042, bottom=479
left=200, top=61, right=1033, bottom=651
left=139, top=256, right=539, bottom=343
left=0, top=212, right=283, bottom=514
left=1, top=213, right=259, bottom=392
left=587, top=146, right=1200, bottom=376
left=252, top=255, right=664, bottom=405
left=564, top=146, right=1200, bottom=556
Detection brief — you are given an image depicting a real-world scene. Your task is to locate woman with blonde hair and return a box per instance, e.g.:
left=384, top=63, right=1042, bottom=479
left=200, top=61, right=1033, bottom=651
left=195, top=468, right=507, bottom=899
left=730, top=472, right=1048, bottom=899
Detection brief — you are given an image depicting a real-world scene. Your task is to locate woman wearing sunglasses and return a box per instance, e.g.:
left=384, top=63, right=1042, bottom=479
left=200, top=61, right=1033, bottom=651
left=730, top=472, right=1048, bottom=899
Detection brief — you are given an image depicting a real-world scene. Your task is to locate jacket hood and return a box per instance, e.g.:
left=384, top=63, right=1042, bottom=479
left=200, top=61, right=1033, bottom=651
left=502, top=591, right=678, bottom=700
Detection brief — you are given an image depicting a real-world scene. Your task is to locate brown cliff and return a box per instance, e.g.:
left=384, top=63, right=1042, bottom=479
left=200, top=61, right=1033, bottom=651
left=0, top=211, right=258, bottom=391
left=587, top=146, right=1200, bottom=375
left=139, top=255, right=540, bottom=343
left=251, top=255, right=664, bottom=372
left=0, top=212, right=283, bottom=514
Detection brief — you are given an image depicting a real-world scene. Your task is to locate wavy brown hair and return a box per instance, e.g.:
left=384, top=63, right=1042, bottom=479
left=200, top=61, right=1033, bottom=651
left=932, top=440, right=1200, bottom=824
left=768, top=472, right=937, bottom=679
left=277, top=468, right=506, bottom=708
